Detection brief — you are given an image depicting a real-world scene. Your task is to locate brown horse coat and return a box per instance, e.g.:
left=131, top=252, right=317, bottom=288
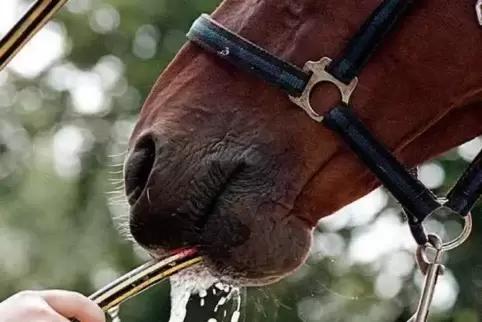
left=124, top=0, right=482, bottom=285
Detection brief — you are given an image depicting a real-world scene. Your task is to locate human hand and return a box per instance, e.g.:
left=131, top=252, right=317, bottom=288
left=0, top=290, right=105, bottom=322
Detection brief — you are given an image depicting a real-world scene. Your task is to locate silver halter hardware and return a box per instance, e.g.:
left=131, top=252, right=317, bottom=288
left=407, top=234, right=445, bottom=322
left=288, top=57, right=358, bottom=123
left=407, top=213, right=472, bottom=321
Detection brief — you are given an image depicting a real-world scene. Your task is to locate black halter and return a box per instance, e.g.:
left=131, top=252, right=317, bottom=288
left=187, top=0, right=482, bottom=245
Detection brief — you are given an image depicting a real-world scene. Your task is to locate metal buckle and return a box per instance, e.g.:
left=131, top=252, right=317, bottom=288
left=289, top=57, right=358, bottom=122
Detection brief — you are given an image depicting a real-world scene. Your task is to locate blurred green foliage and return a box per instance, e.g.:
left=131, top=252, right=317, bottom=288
left=0, top=0, right=481, bottom=321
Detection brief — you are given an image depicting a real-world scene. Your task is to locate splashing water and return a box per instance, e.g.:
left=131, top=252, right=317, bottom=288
left=169, top=264, right=243, bottom=322
left=212, top=284, right=242, bottom=322
left=107, top=306, right=121, bottom=322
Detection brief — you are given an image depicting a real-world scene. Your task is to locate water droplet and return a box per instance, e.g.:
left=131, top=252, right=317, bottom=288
left=231, top=311, right=240, bottom=322
left=107, top=306, right=121, bottom=322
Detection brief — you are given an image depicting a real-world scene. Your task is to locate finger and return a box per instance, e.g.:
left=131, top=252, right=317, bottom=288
left=38, top=290, right=105, bottom=322
left=36, top=307, right=72, bottom=322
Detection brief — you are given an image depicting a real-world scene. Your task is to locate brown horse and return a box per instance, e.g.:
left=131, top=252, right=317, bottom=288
left=123, top=0, right=482, bottom=286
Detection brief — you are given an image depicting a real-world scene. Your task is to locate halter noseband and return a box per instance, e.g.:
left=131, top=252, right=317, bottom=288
left=186, top=0, right=482, bottom=247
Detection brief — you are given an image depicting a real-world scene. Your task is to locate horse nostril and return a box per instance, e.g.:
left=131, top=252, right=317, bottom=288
left=124, top=134, right=156, bottom=205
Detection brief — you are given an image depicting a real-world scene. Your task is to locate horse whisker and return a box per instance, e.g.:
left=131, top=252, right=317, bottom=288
left=108, top=170, right=124, bottom=175
left=108, top=201, right=129, bottom=206
left=108, top=151, right=128, bottom=158
left=105, top=190, right=125, bottom=195
left=147, top=188, right=152, bottom=205
left=108, top=178, right=124, bottom=183
left=112, top=184, right=125, bottom=190
left=107, top=163, right=125, bottom=167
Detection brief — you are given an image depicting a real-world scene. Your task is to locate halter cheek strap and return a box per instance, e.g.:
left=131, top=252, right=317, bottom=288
left=323, top=106, right=481, bottom=244
left=327, top=0, right=416, bottom=84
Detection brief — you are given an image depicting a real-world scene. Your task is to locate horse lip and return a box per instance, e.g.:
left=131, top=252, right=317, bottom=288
left=146, top=248, right=166, bottom=259
left=148, top=246, right=199, bottom=260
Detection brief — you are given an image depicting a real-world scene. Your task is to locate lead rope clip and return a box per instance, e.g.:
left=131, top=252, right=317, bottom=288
left=407, top=212, right=472, bottom=322
left=407, top=234, right=445, bottom=322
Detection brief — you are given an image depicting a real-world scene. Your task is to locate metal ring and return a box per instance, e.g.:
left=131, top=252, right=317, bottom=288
left=426, top=212, right=472, bottom=252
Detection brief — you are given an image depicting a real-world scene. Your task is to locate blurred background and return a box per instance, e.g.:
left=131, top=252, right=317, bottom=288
left=0, top=0, right=481, bottom=321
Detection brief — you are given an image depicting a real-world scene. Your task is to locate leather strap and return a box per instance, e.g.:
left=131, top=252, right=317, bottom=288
left=187, top=14, right=311, bottom=97
left=323, top=106, right=482, bottom=244
left=327, top=0, right=417, bottom=84
left=445, top=151, right=482, bottom=217
left=322, top=105, right=440, bottom=226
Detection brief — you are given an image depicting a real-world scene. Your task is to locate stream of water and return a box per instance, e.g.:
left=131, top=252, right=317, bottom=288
left=169, top=264, right=243, bottom=322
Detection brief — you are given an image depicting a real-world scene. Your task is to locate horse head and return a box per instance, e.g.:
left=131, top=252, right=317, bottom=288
left=123, top=0, right=482, bottom=286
